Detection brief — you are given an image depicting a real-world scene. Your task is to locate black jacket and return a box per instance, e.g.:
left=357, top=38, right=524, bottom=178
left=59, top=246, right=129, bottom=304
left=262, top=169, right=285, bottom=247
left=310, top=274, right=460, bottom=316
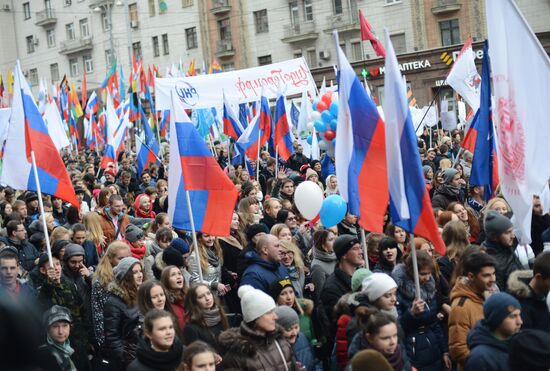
left=182, top=321, right=225, bottom=352
left=0, top=236, right=39, bottom=272
left=507, top=270, right=550, bottom=332
left=102, top=282, right=140, bottom=370
left=431, top=185, right=464, bottom=210
left=465, top=321, right=509, bottom=371
left=320, top=266, right=352, bottom=322
left=126, top=337, right=183, bottom=371
left=482, top=239, right=522, bottom=291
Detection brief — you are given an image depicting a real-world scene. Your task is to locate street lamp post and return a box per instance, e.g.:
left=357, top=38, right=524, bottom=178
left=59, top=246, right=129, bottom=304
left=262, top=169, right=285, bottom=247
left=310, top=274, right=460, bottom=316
left=93, top=1, right=123, bottom=70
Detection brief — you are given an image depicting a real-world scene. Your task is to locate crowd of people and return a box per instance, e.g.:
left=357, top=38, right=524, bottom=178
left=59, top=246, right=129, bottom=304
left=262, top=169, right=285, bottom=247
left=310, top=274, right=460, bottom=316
left=1, top=128, right=550, bottom=371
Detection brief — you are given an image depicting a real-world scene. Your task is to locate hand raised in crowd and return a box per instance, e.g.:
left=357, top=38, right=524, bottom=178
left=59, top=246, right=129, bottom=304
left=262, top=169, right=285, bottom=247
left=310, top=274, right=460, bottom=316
left=217, top=283, right=230, bottom=296
left=46, top=265, right=60, bottom=283
left=277, top=166, right=287, bottom=180
left=410, top=298, right=426, bottom=316
left=78, top=262, right=91, bottom=278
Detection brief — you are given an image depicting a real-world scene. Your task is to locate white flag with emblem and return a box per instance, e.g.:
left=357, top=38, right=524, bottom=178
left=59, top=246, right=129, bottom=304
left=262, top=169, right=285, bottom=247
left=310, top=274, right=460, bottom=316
left=446, top=37, right=481, bottom=113
left=486, top=0, right=550, bottom=244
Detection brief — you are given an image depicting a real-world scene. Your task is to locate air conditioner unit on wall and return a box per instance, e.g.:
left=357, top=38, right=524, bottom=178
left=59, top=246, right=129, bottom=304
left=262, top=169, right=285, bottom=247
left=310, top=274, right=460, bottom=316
left=319, top=50, right=330, bottom=60
left=130, top=20, right=139, bottom=28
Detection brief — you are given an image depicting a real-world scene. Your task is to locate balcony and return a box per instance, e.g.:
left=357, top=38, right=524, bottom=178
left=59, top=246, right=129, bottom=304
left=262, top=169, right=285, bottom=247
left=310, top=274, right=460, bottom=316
left=216, top=39, right=235, bottom=58
left=88, top=0, right=113, bottom=9
left=432, top=0, right=461, bottom=14
left=211, top=0, right=231, bottom=15
left=323, top=13, right=359, bottom=33
left=35, top=8, right=57, bottom=27
left=60, top=37, right=93, bottom=55
left=281, top=22, right=318, bottom=43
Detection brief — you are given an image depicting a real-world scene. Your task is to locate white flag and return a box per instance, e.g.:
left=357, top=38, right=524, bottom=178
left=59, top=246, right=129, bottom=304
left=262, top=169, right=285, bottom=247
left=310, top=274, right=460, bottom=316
left=43, top=102, right=70, bottom=150
left=446, top=37, right=481, bottom=112
left=487, top=0, right=550, bottom=244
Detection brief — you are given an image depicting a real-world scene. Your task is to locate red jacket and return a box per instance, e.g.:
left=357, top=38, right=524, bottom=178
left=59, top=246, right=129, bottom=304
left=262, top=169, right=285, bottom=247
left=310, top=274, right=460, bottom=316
left=335, top=314, right=352, bottom=371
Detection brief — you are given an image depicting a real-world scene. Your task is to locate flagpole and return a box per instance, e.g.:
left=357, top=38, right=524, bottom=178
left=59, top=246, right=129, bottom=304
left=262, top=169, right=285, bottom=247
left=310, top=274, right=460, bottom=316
left=415, top=82, right=445, bottom=134
left=135, top=134, right=163, bottom=163
left=409, top=234, right=421, bottom=299
left=360, top=227, right=369, bottom=270
left=275, top=145, right=279, bottom=179
left=153, top=111, right=163, bottom=159
left=256, top=129, right=261, bottom=179
left=185, top=190, right=203, bottom=282
left=30, top=151, right=53, bottom=268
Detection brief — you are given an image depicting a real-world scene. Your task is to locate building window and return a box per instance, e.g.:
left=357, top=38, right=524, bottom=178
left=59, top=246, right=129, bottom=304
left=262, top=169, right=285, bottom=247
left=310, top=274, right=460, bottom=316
left=182, top=0, right=193, bottom=7
left=307, top=49, right=317, bottom=68
left=221, top=62, right=234, bottom=71
left=385, top=0, right=401, bottom=4
left=79, top=18, right=90, bottom=38
left=29, top=68, right=38, bottom=86
left=152, top=36, right=159, bottom=57
left=26, top=36, right=35, bottom=54
left=83, top=55, right=93, bottom=73
left=293, top=50, right=302, bottom=59
left=129, top=3, right=138, bottom=23
left=219, top=18, right=231, bottom=41
left=105, top=49, right=114, bottom=68
left=69, top=58, right=79, bottom=77
left=289, top=1, right=299, bottom=26
left=23, top=2, right=31, bottom=20
left=101, top=12, right=110, bottom=31
left=333, top=0, right=343, bottom=14
left=339, top=42, right=346, bottom=55
left=46, top=29, right=56, bottom=48
left=162, top=33, right=169, bottom=55
left=50, top=63, right=59, bottom=82
left=185, top=27, right=197, bottom=49
left=132, top=41, right=142, bottom=60
left=304, top=0, right=313, bottom=21
left=390, top=33, right=406, bottom=54
left=148, top=0, right=155, bottom=16
left=258, top=55, right=272, bottom=66
left=254, top=9, right=268, bottom=33
left=351, top=41, right=362, bottom=61
left=66, top=23, right=75, bottom=40
left=440, top=19, right=460, bottom=46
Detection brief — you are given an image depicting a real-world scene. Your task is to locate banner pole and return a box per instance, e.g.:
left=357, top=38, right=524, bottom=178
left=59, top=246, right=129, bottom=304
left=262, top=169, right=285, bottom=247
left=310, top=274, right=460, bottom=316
left=409, top=234, right=421, bottom=299
left=186, top=189, right=203, bottom=282
left=360, top=227, right=369, bottom=270
left=30, top=151, right=54, bottom=268
left=275, top=145, right=279, bottom=179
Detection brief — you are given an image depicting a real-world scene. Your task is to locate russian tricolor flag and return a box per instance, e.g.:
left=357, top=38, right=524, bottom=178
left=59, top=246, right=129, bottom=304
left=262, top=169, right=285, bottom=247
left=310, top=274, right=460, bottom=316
left=236, top=112, right=264, bottom=159
left=1, top=62, right=79, bottom=207
left=258, top=95, right=272, bottom=145
left=222, top=92, right=244, bottom=140
left=168, top=92, right=238, bottom=236
left=136, top=106, right=160, bottom=176
left=100, top=94, right=127, bottom=169
left=382, top=29, right=445, bottom=255
left=335, top=34, right=389, bottom=233
left=273, top=94, right=294, bottom=161
left=461, top=41, right=499, bottom=200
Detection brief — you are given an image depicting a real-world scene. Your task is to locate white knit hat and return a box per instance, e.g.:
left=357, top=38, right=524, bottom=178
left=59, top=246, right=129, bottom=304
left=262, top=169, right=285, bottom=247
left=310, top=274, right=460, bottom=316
left=238, top=285, right=276, bottom=323
left=361, top=273, right=397, bottom=303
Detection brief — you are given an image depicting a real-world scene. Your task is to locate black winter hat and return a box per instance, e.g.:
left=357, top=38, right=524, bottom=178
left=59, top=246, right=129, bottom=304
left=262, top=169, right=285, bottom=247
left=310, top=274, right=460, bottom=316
left=484, top=210, right=513, bottom=240
left=333, top=234, right=360, bottom=260
left=245, top=223, right=269, bottom=243
left=509, top=329, right=550, bottom=371
left=162, top=248, right=185, bottom=268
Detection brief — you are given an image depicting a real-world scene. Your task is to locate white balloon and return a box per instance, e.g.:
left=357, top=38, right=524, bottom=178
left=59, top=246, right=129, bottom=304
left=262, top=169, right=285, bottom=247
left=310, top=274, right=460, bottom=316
left=127, top=122, right=134, bottom=129
left=310, top=111, right=321, bottom=121
left=318, top=140, right=327, bottom=150
left=307, top=121, right=314, bottom=130
left=294, top=181, right=324, bottom=220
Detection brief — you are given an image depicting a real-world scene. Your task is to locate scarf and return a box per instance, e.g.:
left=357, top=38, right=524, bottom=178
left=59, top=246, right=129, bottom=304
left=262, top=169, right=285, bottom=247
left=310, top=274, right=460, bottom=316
left=47, top=336, right=75, bottom=357
left=203, top=307, right=222, bottom=327
left=129, top=242, right=146, bottom=260
left=287, top=265, right=300, bottom=281
left=440, top=183, right=461, bottom=197
left=219, top=235, right=243, bottom=250
left=363, top=338, right=404, bottom=371
left=136, top=337, right=184, bottom=371
left=312, top=247, right=337, bottom=263
left=206, top=246, right=219, bottom=268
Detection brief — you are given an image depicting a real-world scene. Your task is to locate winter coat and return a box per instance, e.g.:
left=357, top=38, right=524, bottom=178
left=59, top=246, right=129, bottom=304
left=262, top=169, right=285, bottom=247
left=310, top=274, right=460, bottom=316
left=464, top=321, right=509, bottom=371
left=219, top=323, right=297, bottom=371
left=310, top=248, right=337, bottom=303
left=126, top=337, right=183, bottom=371
left=392, top=264, right=447, bottom=371
left=219, top=236, right=243, bottom=313
left=348, top=332, right=412, bottom=371
left=102, top=281, right=140, bottom=370
left=98, top=209, right=130, bottom=245
left=260, top=213, right=278, bottom=231
left=482, top=239, right=522, bottom=291
left=431, top=185, right=464, bottom=210
left=448, top=277, right=485, bottom=369
left=187, top=247, right=223, bottom=292
left=507, top=270, right=550, bottom=331
left=320, top=266, right=352, bottom=323
left=293, top=332, right=317, bottom=371
left=297, top=298, right=315, bottom=342
left=82, top=240, right=100, bottom=269
left=91, top=280, right=110, bottom=350
left=0, top=236, right=39, bottom=272
left=36, top=342, right=77, bottom=371
left=335, top=313, right=352, bottom=371
left=240, top=249, right=290, bottom=294
left=182, top=321, right=225, bottom=352
left=437, top=256, right=455, bottom=286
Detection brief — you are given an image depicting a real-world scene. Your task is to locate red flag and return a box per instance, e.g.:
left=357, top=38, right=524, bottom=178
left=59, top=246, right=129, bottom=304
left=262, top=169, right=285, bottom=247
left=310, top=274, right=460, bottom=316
left=359, top=10, right=386, bottom=58
left=81, top=70, right=87, bottom=108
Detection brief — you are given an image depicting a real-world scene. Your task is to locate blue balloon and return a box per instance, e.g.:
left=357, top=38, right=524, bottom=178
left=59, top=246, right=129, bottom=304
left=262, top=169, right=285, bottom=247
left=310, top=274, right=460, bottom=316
left=321, top=110, right=333, bottom=124
left=314, top=120, right=326, bottom=132
left=306, top=134, right=313, bottom=145
left=312, top=100, right=318, bottom=112
left=320, top=195, right=348, bottom=228
left=330, top=119, right=338, bottom=131
left=329, top=101, right=339, bottom=117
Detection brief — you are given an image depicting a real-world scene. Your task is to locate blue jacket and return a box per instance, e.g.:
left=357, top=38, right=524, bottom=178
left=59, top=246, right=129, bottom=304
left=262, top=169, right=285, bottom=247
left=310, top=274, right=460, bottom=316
left=293, top=332, right=317, bottom=371
left=393, top=264, right=446, bottom=371
left=465, top=321, right=509, bottom=371
left=239, top=249, right=289, bottom=294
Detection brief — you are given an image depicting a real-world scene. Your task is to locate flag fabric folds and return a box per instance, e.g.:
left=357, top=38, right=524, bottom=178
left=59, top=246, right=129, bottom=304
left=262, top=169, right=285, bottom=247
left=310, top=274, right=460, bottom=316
left=222, top=93, right=244, bottom=140
left=358, top=10, right=386, bottom=58
left=136, top=107, right=160, bottom=176
left=1, top=62, right=79, bottom=207
left=486, top=0, right=550, bottom=244
left=383, top=29, right=445, bottom=256
left=236, top=112, right=262, bottom=159
left=462, top=41, right=499, bottom=200
left=258, top=94, right=272, bottom=145
left=168, top=92, right=238, bottom=236
left=273, top=94, right=294, bottom=161
left=446, top=37, right=481, bottom=112
left=335, top=34, right=389, bottom=233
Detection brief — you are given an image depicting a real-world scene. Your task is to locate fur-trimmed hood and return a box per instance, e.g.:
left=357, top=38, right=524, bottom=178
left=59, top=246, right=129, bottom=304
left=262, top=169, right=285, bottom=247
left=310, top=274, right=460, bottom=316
left=218, top=322, right=283, bottom=357
left=392, top=263, right=436, bottom=302
left=107, top=279, right=133, bottom=305
left=507, top=270, right=533, bottom=299
left=298, top=298, right=314, bottom=316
